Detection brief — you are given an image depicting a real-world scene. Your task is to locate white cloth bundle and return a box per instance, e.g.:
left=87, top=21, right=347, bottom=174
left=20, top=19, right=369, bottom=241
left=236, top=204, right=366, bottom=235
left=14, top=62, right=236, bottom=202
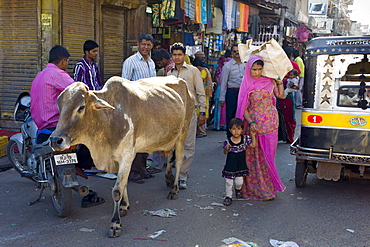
left=238, top=39, right=293, bottom=80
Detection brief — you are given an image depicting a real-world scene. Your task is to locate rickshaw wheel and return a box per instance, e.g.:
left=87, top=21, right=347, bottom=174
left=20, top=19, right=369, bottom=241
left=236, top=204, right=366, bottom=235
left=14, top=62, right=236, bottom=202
left=295, top=160, right=308, bottom=187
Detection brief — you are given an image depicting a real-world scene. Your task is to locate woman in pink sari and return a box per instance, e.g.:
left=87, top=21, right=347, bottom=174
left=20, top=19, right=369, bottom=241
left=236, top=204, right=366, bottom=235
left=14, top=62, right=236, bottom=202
left=235, top=56, right=286, bottom=200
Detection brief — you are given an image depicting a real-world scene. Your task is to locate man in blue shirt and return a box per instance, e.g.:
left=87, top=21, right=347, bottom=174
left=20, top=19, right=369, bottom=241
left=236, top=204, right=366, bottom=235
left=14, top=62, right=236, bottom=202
left=121, top=34, right=156, bottom=80
left=121, top=34, right=156, bottom=183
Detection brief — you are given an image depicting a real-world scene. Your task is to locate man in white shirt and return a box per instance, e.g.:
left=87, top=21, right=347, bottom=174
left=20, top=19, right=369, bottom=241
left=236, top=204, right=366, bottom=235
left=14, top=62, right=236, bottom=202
left=121, top=34, right=156, bottom=183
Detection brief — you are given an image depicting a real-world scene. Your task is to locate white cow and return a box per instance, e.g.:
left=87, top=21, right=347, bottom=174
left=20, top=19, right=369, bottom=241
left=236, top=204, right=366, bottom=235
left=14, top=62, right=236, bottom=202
left=50, top=76, right=194, bottom=237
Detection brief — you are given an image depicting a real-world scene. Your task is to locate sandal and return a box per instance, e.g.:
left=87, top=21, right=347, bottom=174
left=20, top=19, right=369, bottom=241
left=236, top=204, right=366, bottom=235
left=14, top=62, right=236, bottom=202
left=235, top=189, right=242, bottom=198
left=129, top=177, right=145, bottom=183
left=223, top=197, right=232, bottom=206
left=142, top=174, right=155, bottom=179
left=146, top=167, right=162, bottom=174
left=81, top=191, right=105, bottom=208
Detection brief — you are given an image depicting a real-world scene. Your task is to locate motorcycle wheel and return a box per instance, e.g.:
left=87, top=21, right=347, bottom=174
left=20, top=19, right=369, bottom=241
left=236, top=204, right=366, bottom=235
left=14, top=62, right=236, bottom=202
left=6, top=140, right=36, bottom=182
left=49, top=174, right=72, bottom=218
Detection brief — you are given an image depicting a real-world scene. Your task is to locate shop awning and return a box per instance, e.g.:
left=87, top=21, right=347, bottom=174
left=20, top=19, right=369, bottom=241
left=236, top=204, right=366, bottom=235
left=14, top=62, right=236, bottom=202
left=238, top=0, right=288, bottom=10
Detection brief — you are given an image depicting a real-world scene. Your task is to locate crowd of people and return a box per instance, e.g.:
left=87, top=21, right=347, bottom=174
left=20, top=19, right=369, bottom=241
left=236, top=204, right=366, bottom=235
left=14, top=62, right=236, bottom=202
left=29, top=33, right=306, bottom=207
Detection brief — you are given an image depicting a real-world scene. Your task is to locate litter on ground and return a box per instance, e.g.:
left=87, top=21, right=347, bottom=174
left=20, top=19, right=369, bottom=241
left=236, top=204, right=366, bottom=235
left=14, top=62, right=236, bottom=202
left=222, top=237, right=259, bottom=247
left=148, top=230, right=166, bottom=238
left=79, top=228, right=95, bottom=232
left=270, top=239, right=299, bottom=247
left=143, top=208, right=177, bottom=217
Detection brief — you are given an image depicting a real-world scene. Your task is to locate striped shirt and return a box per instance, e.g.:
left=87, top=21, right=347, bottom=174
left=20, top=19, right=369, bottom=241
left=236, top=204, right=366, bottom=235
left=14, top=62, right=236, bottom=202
left=30, top=63, right=75, bottom=130
left=121, top=52, right=156, bottom=81
left=73, top=57, right=103, bottom=90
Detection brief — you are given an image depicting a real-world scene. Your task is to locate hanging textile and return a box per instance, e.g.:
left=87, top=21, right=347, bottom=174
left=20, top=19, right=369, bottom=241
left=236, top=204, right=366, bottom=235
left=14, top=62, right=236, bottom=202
left=160, top=0, right=176, bottom=20
left=235, top=2, right=241, bottom=30
left=249, top=14, right=261, bottom=39
left=162, top=0, right=185, bottom=25
left=195, top=0, right=201, bottom=23
left=205, top=7, right=223, bottom=34
left=201, top=0, right=207, bottom=24
left=240, top=3, right=246, bottom=32
left=222, top=0, right=233, bottom=30
left=231, top=0, right=236, bottom=29
left=236, top=3, right=249, bottom=32
left=152, top=4, right=163, bottom=27
left=182, top=32, right=195, bottom=46
left=184, top=0, right=195, bottom=20
left=243, top=4, right=249, bottom=32
left=295, top=25, right=310, bottom=42
left=207, top=0, right=213, bottom=27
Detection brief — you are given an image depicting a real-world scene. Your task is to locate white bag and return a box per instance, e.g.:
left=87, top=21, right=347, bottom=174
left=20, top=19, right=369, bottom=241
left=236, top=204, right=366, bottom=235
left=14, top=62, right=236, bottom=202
left=238, top=39, right=293, bottom=80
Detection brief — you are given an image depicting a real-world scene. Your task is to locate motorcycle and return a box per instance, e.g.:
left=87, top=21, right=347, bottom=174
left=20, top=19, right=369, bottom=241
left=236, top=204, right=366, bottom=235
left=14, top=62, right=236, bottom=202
left=6, top=92, right=88, bottom=217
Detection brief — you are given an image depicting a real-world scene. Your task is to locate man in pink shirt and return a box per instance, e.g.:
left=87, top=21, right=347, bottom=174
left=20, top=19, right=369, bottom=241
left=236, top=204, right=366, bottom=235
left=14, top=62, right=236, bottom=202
left=30, top=45, right=104, bottom=208
left=31, top=45, right=74, bottom=131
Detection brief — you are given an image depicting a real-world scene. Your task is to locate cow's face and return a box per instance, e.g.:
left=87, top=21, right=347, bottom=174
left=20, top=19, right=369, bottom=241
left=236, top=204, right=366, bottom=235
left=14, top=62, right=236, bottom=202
left=50, top=82, right=114, bottom=151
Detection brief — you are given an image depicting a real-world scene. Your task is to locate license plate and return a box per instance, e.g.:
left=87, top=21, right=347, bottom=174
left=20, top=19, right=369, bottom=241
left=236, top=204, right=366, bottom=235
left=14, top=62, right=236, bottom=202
left=54, top=153, right=78, bottom=165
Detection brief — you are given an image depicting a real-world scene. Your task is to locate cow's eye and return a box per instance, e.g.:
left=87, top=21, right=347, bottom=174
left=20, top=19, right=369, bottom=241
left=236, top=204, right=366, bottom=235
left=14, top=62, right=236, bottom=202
left=77, top=105, right=85, bottom=113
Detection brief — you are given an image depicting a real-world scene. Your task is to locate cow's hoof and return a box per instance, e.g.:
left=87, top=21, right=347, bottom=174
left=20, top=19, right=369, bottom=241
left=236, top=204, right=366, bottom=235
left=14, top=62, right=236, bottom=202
left=108, top=223, right=122, bottom=238
left=120, top=209, right=128, bottom=217
left=167, top=191, right=178, bottom=200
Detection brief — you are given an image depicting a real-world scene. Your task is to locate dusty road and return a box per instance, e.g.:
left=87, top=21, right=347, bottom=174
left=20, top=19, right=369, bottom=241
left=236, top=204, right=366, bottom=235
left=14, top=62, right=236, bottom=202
left=1, top=126, right=370, bottom=247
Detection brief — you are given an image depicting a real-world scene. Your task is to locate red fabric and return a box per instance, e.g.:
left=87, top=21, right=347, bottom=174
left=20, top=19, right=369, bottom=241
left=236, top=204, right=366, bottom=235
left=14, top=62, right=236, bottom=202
left=0, top=130, right=19, bottom=139
left=244, top=4, right=249, bottom=32
left=278, top=97, right=296, bottom=143
left=284, top=61, right=301, bottom=80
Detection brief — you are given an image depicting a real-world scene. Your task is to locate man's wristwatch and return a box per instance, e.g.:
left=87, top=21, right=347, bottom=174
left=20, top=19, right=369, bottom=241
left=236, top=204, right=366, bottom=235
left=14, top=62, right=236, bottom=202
left=199, top=112, right=206, bottom=116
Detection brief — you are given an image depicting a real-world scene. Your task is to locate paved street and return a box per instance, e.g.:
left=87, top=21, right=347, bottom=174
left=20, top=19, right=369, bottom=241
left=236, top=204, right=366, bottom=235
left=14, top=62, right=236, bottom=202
left=1, top=113, right=370, bottom=246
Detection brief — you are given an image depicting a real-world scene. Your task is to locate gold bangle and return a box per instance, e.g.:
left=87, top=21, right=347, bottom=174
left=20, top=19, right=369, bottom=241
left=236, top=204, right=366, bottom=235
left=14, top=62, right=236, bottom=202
left=277, top=83, right=283, bottom=85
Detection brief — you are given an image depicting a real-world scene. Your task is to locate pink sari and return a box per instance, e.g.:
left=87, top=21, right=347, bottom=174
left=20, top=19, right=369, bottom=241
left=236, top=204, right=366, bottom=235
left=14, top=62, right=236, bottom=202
left=236, top=56, right=285, bottom=200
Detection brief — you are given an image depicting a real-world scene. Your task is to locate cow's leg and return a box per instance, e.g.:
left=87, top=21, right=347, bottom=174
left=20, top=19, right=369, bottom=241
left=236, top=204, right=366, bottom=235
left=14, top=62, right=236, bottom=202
left=165, top=150, right=175, bottom=188
left=167, top=142, right=185, bottom=200
left=109, top=153, right=134, bottom=238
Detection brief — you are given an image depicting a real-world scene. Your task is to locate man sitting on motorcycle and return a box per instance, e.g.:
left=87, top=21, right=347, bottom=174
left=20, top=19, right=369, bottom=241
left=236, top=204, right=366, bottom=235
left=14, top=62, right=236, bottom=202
left=30, top=45, right=105, bottom=208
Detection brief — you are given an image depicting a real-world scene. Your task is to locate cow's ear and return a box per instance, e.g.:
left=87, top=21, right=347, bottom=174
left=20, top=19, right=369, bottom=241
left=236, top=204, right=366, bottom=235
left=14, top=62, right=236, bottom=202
left=88, top=91, right=115, bottom=110
left=92, top=99, right=115, bottom=110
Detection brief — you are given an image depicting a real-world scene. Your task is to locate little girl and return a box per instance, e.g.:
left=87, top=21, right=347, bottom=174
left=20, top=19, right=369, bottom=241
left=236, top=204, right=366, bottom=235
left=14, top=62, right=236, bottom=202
left=222, top=118, right=256, bottom=206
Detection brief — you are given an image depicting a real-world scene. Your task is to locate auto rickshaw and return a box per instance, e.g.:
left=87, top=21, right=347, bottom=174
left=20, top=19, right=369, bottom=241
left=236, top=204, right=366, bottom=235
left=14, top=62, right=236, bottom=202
left=290, top=35, right=370, bottom=187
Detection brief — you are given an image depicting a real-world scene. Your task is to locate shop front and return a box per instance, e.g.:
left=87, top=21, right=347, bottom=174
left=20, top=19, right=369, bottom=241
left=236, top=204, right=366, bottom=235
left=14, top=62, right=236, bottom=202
left=0, top=0, right=152, bottom=129
left=0, top=0, right=39, bottom=128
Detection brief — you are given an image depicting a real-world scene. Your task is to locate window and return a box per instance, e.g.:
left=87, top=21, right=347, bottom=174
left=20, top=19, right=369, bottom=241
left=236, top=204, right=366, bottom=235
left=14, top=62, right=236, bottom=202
left=337, top=86, right=370, bottom=107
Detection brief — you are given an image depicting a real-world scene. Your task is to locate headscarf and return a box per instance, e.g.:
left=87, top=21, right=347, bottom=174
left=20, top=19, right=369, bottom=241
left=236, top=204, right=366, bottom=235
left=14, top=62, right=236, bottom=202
left=235, top=55, right=275, bottom=119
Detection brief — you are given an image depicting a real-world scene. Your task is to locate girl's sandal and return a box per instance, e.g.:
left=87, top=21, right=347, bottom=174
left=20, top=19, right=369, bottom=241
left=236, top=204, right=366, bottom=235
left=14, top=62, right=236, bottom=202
left=223, top=197, right=232, bottom=206
left=235, top=189, right=242, bottom=198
